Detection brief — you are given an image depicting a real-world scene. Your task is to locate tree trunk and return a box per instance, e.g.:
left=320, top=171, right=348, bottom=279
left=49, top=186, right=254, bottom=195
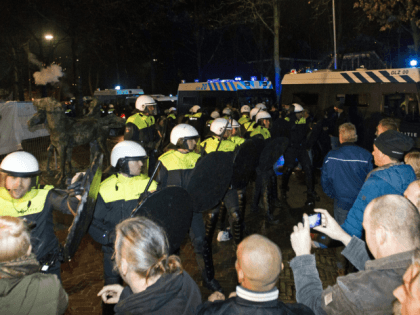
left=273, top=0, right=281, bottom=104
left=410, top=19, right=420, bottom=53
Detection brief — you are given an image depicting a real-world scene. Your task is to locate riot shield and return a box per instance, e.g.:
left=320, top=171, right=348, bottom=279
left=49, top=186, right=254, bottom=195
left=258, top=137, right=289, bottom=171
left=62, top=153, right=103, bottom=261
left=186, top=151, right=233, bottom=213
left=131, top=186, right=193, bottom=254
left=231, top=140, right=259, bottom=189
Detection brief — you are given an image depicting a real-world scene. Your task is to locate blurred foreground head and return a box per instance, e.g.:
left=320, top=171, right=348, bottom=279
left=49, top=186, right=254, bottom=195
left=236, top=234, right=282, bottom=292
left=0, top=216, right=31, bottom=262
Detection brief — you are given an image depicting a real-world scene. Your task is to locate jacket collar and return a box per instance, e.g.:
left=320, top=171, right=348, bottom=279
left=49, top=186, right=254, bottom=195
left=236, top=285, right=278, bottom=302
left=365, top=250, right=415, bottom=271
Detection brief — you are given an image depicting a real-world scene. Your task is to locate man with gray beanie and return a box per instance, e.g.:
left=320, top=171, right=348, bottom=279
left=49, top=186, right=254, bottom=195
left=341, top=130, right=416, bottom=239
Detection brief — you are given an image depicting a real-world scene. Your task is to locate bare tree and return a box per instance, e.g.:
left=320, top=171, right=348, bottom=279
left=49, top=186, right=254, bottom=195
left=213, top=0, right=282, bottom=102
left=354, top=0, right=420, bottom=53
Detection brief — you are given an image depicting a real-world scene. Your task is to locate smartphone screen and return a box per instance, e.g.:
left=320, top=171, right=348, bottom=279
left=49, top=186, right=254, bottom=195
left=308, top=213, right=321, bottom=228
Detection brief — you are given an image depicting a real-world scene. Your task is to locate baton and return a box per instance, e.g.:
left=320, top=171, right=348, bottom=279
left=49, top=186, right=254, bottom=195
left=131, top=160, right=162, bottom=217
left=244, top=108, right=261, bottom=133
left=215, top=115, right=231, bottom=152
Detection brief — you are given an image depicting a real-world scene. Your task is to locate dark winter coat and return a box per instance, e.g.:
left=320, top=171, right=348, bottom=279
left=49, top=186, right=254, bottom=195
left=114, top=271, right=201, bottom=315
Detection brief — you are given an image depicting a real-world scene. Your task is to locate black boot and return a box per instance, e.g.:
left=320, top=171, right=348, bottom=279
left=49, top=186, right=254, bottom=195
left=217, top=202, right=227, bottom=232
left=203, top=210, right=223, bottom=293
left=230, top=210, right=243, bottom=245
left=281, top=167, right=293, bottom=200
left=270, top=174, right=282, bottom=207
left=263, top=176, right=279, bottom=224
left=305, top=191, right=316, bottom=207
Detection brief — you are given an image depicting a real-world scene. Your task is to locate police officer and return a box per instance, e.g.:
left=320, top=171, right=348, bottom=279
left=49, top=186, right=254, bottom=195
left=242, top=107, right=260, bottom=138
left=167, top=107, right=177, bottom=120
left=0, top=151, right=79, bottom=279
left=281, top=104, right=316, bottom=206
left=238, top=105, right=251, bottom=125
left=89, top=141, right=157, bottom=286
left=156, top=124, right=222, bottom=292
left=249, top=112, right=279, bottom=223
left=229, top=119, right=245, bottom=146
left=185, top=105, right=206, bottom=136
left=124, top=95, right=159, bottom=174
left=250, top=111, right=272, bottom=140
left=200, top=119, right=243, bottom=249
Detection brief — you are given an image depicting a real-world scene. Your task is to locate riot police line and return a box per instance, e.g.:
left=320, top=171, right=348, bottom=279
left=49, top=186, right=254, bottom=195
left=0, top=95, right=320, bottom=315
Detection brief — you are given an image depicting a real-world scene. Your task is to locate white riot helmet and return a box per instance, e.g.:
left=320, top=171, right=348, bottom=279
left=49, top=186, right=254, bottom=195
left=255, top=103, right=267, bottom=110
left=293, top=103, right=304, bottom=113
left=210, top=118, right=231, bottom=135
left=255, top=111, right=271, bottom=122
left=222, top=108, right=232, bottom=115
left=170, top=124, right=199, bottom=145
left=169, top=107, right=177, bottom=113
left=250, top=108, right=260, bottom=120
left=241, top=105, right=251, bottom=113
left=0, top=151, right=40, bottom=177
left=135, top=95, right=157, bottom=115
left=231, top=119, right=240, bottom=128
left=111, top=141, right=147, bottom=176
left=210, top=111, right=220, bottom=119
left=190, top=105, right=201, bottom=113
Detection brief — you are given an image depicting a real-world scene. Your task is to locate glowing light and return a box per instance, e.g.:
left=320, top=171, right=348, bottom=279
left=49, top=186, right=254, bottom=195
left=410, top=59, right=418, bottom=67
left=44, top=34, right=53, bottom=40
left=181, top=80, right=186, bottom=83
left=194, top=79, right=199, bottom=83
left=234, top=76, right=242, bottom=81
left=250, top=76, right=257, bottom=81
left=115, top=86, right=121, bottom=90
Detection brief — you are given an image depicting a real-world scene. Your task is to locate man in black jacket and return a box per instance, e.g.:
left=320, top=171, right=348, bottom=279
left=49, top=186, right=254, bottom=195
left=196, top=234, right=314, bottom=315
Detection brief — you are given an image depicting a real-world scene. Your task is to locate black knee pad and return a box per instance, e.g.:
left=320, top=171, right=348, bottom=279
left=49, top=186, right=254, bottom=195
left=230, top=209, right=241, bottom=223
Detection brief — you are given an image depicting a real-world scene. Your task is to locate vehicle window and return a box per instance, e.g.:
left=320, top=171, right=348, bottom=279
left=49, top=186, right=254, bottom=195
left=383, top=94, right=405, bottom=117
left=343, top=94, right=369, bottom=107
left=292, top=93, right=319, bottom=107
left=181, top=97, right=197, bottom=107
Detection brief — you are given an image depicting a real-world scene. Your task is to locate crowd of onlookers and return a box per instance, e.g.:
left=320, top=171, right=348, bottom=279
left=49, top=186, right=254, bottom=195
left=3, top=103, right=420, bottom=315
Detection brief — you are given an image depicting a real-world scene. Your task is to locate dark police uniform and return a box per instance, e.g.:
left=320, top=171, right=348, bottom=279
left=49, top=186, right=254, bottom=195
left=156, top=149, right=223, bottom=291
left=0, top=186, right=78, bottom=279
left=124, top=112, right=159, bottom=174
left=250, top=124, right=278, bottom=222
left=88, top=173, right=157, bottom=285
left=281, top=115, right=315, bottom=203
left=199, top=137, right=242, bottom=245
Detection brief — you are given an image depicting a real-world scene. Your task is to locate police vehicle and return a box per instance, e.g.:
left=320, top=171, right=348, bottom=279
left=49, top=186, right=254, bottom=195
left=94, top=88, right=144, bottom=119
left=177, top=77, right=275, bottom=114
left=281, top=67, right=420, bottom=146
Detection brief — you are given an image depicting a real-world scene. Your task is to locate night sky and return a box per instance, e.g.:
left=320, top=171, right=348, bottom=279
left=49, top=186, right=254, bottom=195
left=0, top=0, right=415, bottom=99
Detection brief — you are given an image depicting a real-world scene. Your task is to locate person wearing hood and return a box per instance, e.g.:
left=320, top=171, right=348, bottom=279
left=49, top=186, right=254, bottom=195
left=97, top=216, right=201, bottom=315
left=0, top=216, right=68, bottom=315
left=341, top=130, right=416, bottom=238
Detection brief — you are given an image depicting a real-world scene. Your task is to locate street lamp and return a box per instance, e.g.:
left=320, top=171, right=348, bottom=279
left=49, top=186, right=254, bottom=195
left=45, top=34, right=54, bottom=41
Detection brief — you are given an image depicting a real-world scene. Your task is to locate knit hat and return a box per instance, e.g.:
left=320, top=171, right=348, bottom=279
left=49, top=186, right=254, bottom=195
left=374, top=130, right=414, bottom=160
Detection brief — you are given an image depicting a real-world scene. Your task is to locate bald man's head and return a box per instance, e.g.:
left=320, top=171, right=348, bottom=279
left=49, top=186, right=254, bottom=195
left=364, top=195, right=420, bottom=256
left=405, top=180, right=420, bottom=210
left=236, top=234, right=282, bottom=292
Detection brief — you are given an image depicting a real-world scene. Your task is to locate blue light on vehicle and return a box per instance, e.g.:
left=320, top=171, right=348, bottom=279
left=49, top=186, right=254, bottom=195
left=181, top=80, right=186, bottom=83
left=194, top=79, right=199, bottom=83
left=263, top=77, right=269, bottom=81
left=234, top=76, right=242, bottom=81
left=306, top=69, right=313, bottom=73
left=410, top=59, right=418, bottom=67
left=250, top=76, right=257, bottom=81
left=115, top=85, right=121, bottom=90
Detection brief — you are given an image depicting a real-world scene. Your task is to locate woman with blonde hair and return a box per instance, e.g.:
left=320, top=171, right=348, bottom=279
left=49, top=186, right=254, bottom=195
left=98, top=216, right=201, bottom=315
left=405, top=151, right=420, bottom=179
left=0, top=216, right=68, bottom=314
